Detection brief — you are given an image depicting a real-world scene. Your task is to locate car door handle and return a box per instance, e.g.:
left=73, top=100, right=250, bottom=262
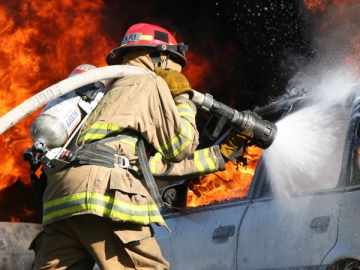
left=309, top=216, right=330, bottom=233
left=212, top=225, right=235, bottom=239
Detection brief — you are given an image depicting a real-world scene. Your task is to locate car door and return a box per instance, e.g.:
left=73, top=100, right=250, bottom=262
left=153, top=162, right=262, bottom=270
left=236, top=101, right=353, bottom=269
left=319, top=109, right=360, bottom=266
left=236, top=180, right=342, bottom=269
left=152, top=96, right=304, bottom=269
left=154, top=201, right=250, bottom=270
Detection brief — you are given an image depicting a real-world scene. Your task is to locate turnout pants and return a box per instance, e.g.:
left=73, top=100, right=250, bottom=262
left=30, top=215, right=169, bottom=270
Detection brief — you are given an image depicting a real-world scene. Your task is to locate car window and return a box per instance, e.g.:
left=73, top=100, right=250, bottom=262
left=347, top=117, right=360, bottom=187
left=179, top=95, right=355, bottom=207
left=186, top=145, right=262, bottom=207
left=184, top=98, right=303, bottom=207
left=258, top=100, right=352, bottom=198
left=352, top=147, right=360, bottom=185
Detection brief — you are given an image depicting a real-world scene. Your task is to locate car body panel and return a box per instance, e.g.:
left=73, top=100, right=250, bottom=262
left=321, top=187, right=360, bottom=265
left=237, top=191, right=341, bottom=269
left=155, top=201, right=250, bottom=270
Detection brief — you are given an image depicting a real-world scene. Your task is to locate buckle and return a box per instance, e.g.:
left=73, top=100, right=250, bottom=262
left=114, top=154, right=130, bottom=168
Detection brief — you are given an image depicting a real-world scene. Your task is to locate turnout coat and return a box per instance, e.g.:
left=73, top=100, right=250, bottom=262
left=42, top=62, right=225, bottom=230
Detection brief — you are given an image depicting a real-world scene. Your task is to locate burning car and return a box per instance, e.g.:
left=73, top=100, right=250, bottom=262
left=152, top=92, right=360, bottom=270
left=5, top=90, right=360, bottom=270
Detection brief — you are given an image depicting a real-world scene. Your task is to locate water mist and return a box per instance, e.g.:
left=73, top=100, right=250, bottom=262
left=262, top=68, right=356, bottom=199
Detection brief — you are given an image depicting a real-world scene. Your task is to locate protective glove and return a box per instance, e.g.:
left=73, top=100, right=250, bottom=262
left=155, top=67, right=194, bottom=99
left=220, top=129, right=253, bottom=162
left=236, top=110, right=262, bottom=141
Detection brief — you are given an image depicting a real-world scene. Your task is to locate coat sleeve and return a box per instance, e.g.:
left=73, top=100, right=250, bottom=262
left=135, top=76, right=199, bottom=163
left=149, top=145, right=226, bottom=181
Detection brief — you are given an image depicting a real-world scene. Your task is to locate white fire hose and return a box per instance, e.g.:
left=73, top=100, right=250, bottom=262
left=0, top=65, right=207, bottom=136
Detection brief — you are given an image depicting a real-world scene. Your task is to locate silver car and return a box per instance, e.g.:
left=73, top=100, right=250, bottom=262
left=6, top=94, right=360, bottom=270
left=153, top=94, right=360, bottom=270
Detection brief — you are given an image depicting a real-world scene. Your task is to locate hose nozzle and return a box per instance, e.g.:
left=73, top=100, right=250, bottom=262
left=193, top=92, right=277, bottom=149
left=235, top=111, right=277, bottom=149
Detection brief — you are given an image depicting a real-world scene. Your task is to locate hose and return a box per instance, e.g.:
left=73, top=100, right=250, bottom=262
left=0, top=65, right=276, bottom=149
left=0, top=65, right=153, bottom=135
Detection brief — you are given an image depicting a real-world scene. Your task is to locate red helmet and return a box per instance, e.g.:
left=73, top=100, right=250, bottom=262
left=68, top=64, right=96, bottom=77
left=106, top=23, right=188, bottom=67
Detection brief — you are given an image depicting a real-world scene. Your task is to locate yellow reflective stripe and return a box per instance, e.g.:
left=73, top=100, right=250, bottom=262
left=43, top=192, right=165, bottom=225
left=139, top=35, right=153, bottom=41
left=176, top=103, right=195, bottom=119
left=149, top=152, right=163, bottom=174
left=157, top=118, right=193, bottom=159
left=138, top=34, right=174, bottom=45
left=119, top=134, right=138, bottom=155
left=193, top=148, right=217, bottom=175
left=78, top=123, right=123, bottom=144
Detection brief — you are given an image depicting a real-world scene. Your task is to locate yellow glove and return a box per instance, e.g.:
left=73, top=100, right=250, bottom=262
left=155, top=67, right=194, bottom=99
left=220, top=129, right=252, bottom=162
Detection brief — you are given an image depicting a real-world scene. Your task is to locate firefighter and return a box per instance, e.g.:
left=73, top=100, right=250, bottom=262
left=29, top=23, right=249, bottom=270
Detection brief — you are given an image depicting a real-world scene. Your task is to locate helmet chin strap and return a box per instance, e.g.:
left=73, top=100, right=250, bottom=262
left=150, top=51, right=170, bottom=70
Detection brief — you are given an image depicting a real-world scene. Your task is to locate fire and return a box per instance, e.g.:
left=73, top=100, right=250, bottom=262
left=303, top=0, right=360, bottom=74
left=0, top=1, right=116, bottom=222
left=183, top=51, right=211, bottom=91
left=303, top=0, right=360, bottom=11
left=187, top=145, right=262, bottom=207
left=303, top=0, right=329, bottom=12
left=0, top=1, right=215, bottom=222
left=3, top=0, right=359, bottom=223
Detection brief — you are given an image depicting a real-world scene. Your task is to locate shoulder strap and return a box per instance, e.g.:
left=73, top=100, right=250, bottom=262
left=136, top=136, right=164, bottom=208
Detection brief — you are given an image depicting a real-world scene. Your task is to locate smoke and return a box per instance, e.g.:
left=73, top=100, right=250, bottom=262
left=280, top=1, right=360, bottom=102
left=263, top=1, right=360, bottom=201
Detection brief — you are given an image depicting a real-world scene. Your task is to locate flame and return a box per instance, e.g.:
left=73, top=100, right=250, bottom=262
left=187, top=145, right=262, bottom=207
left=303, top=0, right=360, bottom=11
left=0, top=1, right=117, bottom=222
left=303, top=0, right=360, bottom=74
left=183, top=52, right=211, bottom=91
left=0, top=1, right=215, bottom=222
left=303, top=0, right=330, bottom=12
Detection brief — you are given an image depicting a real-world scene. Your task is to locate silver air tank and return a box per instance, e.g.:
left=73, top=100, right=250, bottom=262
left=30, top=64, right=96, bottom=149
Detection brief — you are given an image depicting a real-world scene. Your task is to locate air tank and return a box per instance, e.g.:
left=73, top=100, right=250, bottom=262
left=30, top=64, right=96, bottom=149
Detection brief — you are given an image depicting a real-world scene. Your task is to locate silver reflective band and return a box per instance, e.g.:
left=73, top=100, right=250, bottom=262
left=201, top=93, right=214, bottom=112
left=114, top=154, right=130, bottom=168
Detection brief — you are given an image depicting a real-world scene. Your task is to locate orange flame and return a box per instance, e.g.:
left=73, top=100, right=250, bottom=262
left=303, top=0, right=330, bottom=12
left=303, top=0, right=360, bottom=74
left=303, top=0, right=360, bottom=11
left=0, top=2, right=217, bottom=222
left=187, top=146, right=262, bottom=207
left=0, top=1, right=116, bottom=221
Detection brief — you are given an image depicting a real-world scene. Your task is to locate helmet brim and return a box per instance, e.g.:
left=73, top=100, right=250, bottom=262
left=106, top=44, right=187, bottom=67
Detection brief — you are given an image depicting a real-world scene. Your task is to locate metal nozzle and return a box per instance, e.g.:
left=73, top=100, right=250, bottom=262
left=192, top=92, right=277, bottom=149
left=238, top=111, right=277, bottom=149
